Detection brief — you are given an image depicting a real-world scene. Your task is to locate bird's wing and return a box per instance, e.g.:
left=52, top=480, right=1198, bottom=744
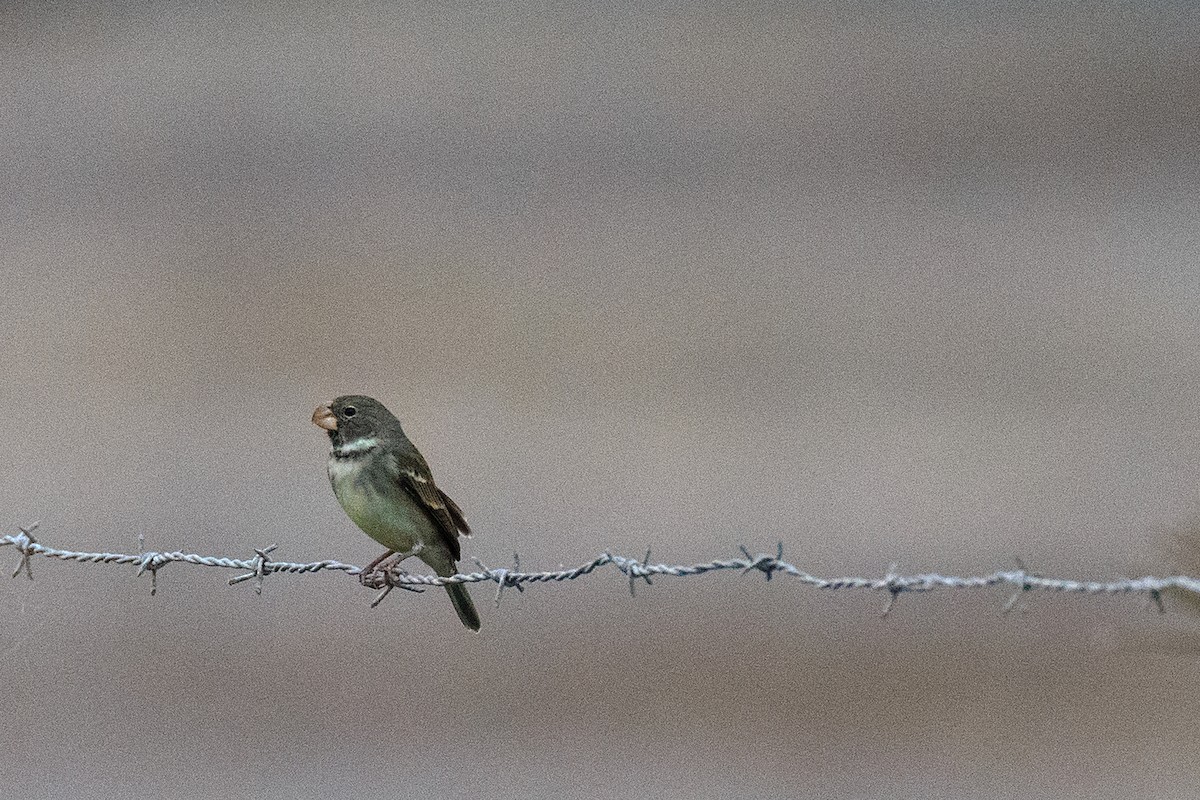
left=397, top=465, right=467, bottom=561
left=439, top=488, right=471, bottom=537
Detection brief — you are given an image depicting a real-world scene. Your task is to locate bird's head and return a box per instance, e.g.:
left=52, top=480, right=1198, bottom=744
left=312, top=395, right=400, bottom=448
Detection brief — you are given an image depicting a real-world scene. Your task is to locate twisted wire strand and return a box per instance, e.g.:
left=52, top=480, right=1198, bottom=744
left=5, top=523, right=1200, bottom=611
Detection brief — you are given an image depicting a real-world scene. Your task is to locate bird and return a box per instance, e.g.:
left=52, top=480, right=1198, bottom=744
left=312, top=395, right=481, bottom=631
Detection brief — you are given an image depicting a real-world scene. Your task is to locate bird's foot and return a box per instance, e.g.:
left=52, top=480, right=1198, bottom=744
left=358, top=549, right=397, bottom=587
left=360, top=551, right=424, bottom=593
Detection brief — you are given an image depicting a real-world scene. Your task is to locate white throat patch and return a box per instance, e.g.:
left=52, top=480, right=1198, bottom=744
left=331, top=436, right=379, bottom=458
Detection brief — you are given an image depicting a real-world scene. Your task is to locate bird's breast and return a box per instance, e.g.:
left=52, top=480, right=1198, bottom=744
left=326, top=455, right=362, bottom=490
left=326, top=454, right=431, bottom=553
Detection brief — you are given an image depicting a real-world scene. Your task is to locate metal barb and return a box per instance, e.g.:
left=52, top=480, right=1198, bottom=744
left=627, top=548, right=654, bottom=597
left=136, top=552, right=168, bottom=596
left=1002, top=575, right=1028, bottom=613
left=1003, top=557, right=1039, bottom=614
left=482, top=554, right=525, bottom=609
left=739, top=542, right=785, bottom=581
left=1001, top=586, right=1023, bottom=613
left=0, top=522, right=40, bottom=553
left=10, top=525, right=39, bottom=580
left=1148, top=589, right=1165, bottom=614
left=880, top=563, right=901, bottom=617
left=228, top=544, right=278, bottom=593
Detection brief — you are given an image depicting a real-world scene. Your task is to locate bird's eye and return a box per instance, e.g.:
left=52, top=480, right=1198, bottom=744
left=343, top=406, right=357, bottom=418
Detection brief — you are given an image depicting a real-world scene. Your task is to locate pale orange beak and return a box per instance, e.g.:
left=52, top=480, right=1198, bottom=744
left=312, top=403, right=338, bottom=431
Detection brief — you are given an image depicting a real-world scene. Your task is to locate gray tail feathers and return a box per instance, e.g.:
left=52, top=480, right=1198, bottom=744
left=446, top=583, right=481, bottom=632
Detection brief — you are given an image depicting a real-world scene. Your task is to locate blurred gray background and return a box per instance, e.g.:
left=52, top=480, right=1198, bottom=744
left=3, top=2, right=1199, bottom=798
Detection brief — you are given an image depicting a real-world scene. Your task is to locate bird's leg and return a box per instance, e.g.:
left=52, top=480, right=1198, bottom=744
left=377, top=548, right=419, bottom=573
left=364, top=549, right=396, bottom=572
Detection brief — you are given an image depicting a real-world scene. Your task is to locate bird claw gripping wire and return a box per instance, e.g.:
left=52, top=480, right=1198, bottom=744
left=367, top=564, right=429, bottom=609
left=228, top=545, right=278, bottom=595
left=739, top=542, right=785, bottom=581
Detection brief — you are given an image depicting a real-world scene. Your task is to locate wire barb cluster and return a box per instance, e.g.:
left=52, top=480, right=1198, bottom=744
left=5, top=523, right=1200, bottom=615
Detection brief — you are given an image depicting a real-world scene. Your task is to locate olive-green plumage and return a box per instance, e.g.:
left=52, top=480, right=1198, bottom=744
left=314, top=395, right=480, bottom=631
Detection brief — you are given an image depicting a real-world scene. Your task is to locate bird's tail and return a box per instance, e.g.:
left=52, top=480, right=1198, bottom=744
left=429, top=555, right=481, bottom=632
left=445, top=582, right=481, bottom=632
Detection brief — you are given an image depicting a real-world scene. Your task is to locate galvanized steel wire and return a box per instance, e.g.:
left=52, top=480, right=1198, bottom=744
left=5, top=522, right=1199, bottom=613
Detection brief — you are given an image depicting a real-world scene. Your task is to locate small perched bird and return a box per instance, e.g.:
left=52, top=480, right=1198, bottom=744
left=312, top=395, right=481, bottom=631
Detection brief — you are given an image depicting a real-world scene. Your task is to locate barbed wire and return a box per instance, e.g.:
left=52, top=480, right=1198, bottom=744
left=4, top=522, right=1200, bottom=614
